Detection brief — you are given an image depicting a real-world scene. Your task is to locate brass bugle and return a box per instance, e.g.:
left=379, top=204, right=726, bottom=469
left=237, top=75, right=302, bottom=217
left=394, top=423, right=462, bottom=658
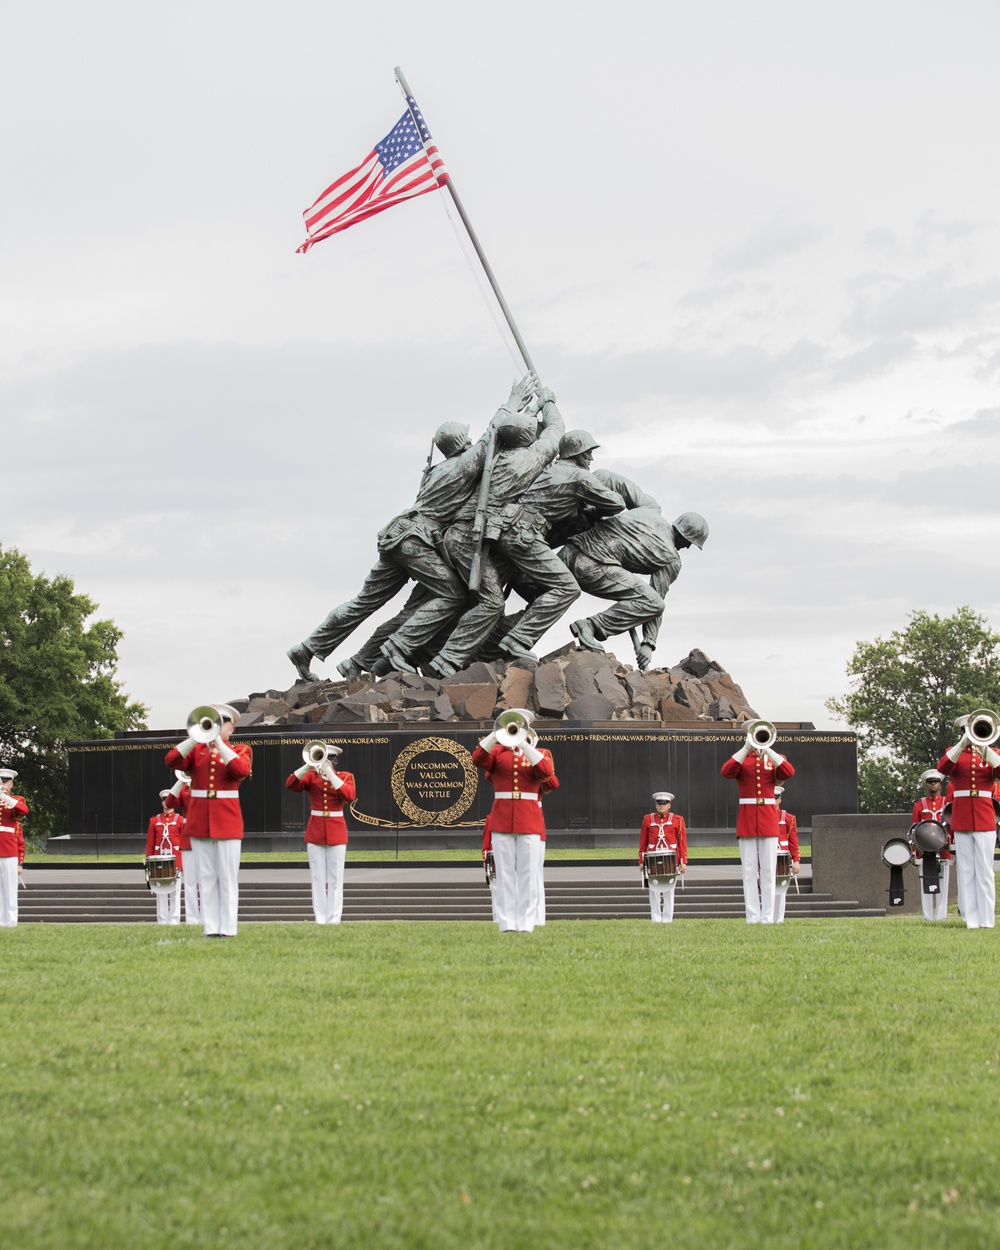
left=744, top=719, right=777, bottom=750
left=967, top=709, right=1000, bottom=748
left=187, top=705, right=222, bottom=745
left=303, top=740, right=330, bottom=767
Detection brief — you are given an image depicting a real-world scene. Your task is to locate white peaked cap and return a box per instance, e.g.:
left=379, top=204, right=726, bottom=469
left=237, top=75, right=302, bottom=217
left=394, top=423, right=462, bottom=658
left=774, top=786, right=784, bottom=797
left=652, top=791, right=674, bottom=802
left=215, top=703, right=241, bottom=725
left=159, top=789, right=172, bottom=799
left=0, top=768, right=17, bottom=781
left=920, top=769, right=944, bottom=783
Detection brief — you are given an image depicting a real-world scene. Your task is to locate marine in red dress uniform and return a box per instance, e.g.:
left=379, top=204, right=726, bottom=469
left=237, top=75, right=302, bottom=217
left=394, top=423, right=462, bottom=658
left=938, top=715, right=1000, bottom=929
left=0, top=768, right=28, bottom=927
left=164, top=704, right=252, bottom=937
left=472, top=712, right=557, bottom=932
left=145, top=791, right=185, bottom=925
left=165, top=773, right=202, bottom=925
left=720, top=725, right=795, bottom=924
left=638, top=791, right=688, bottom=923
left=285, top=745, right=357, bottom=924
left=910, top=768, right=952, bottom=922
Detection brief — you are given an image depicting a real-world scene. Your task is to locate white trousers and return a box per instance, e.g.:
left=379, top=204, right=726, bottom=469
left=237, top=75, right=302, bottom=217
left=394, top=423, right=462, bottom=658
left=773, top=878, right=790, bottom=924
left=492, top=833, right=541, bottom=932
left=183, top=852, right=203, bottom=925
left=739, top=837, right=778, bottom=924
left=649, top=881, right=676, bottom=923
left=307, top=843, right=347, bottom=924
left=0, top=857, right=19, bottom=927
left=153, top=877, right=182, bottom=924
left=953, top=832, right=996, bottom=929
left=918, top=858, right=951, bottom=922
left=191, top=838, right=241, bottom=936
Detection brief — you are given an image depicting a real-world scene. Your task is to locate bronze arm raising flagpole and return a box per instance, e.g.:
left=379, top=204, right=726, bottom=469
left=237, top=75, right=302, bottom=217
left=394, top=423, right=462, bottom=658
left=394, top=66, right=539, bottom=591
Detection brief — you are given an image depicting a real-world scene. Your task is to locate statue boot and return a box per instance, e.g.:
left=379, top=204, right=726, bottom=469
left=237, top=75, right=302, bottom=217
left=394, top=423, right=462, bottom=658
left=288, top=642, right=320, bottom=682
left=569, top=619, right=606, bottom=653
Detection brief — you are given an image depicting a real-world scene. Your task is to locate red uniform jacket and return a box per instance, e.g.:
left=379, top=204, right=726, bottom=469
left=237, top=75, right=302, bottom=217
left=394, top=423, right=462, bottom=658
left=285, top=770, right=357, bottom=846
left=145, top=811, right=185, bottom=869
left=910, top=794, right=952, bottom=861
left=165, top=785, right=193, bottom=849
left=720, top=751, right=795, bottom=837
left=163, top=741, right=253, bottom=839
left=938, top=747, right=1000, bottom=833
left=0, top=794, right=29, bottom=860
left=471, top=744, right=558, bottom=835
left=776, top=809, right=800, bottom=860
left=638, top=812, right=687, bottom=863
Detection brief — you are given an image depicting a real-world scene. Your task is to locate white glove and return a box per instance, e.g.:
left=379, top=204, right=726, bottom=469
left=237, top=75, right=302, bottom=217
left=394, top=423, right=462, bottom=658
left=169, top=779, right=185, bottom=798
left=764, top=746, right=785, bottom=767
left=986, top=747, right=1000, bottom=769
left=479, top=732, right=498, bottom=752
left=732, top=743, right=750, bottom=764
left=216, top=740, right=237, bottom=765
left=294, top=764, right=311, bottom=780
left=521, top=745, right=544, bottom=766
left=325, top=770, right=344, bottom=790
left=174, top=738, right=197, bottom=759
left=0, top=792, right=16, bottom=809
left=945, top=737, right=968, bottom=764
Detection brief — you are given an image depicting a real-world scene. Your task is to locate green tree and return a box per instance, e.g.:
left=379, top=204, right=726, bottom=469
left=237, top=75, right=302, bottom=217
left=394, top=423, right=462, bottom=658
left=0, top=546, right=147, bottom=842
left=827, top=607, right=1000, bottom=813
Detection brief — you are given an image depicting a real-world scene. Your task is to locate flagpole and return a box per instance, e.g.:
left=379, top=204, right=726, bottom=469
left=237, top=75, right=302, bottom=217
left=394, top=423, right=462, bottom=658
left=394, top=66, right=537, bottom=379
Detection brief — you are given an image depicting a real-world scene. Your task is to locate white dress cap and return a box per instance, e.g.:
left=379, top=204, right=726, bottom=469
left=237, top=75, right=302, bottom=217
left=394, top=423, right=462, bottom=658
left=652, top=791, right=674, bottom=803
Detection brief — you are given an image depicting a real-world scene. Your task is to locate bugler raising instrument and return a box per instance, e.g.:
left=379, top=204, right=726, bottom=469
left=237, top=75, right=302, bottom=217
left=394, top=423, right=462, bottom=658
left=744, top=719, right=777, bottom=750
left=966, top=709, right=1000, bottom=749
left=494, top=708, right=534, bottom=750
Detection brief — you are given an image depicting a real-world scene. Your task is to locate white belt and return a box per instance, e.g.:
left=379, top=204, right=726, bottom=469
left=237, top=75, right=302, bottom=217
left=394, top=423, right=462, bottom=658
left=739, top=797, right=776, bottom=805
left=0, top=825, right=15, bottom=833
left=493, top=791, right=541, bottom=803
left=953, top=790, right=995, bottom=798
left=190, top=790, right=240, bottom=799
left=310, top=809, right=344, bottom=818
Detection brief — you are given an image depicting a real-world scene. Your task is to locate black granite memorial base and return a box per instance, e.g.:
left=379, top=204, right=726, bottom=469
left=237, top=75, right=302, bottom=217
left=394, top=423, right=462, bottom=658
left=64, top=721, right=857, bottom=852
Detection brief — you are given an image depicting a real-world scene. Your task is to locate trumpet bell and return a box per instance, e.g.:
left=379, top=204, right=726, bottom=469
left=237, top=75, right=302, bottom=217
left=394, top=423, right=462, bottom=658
left=187, top=705, right=222, bottom=744
left=303, top=740, right=330, bottom=767
left=494, top=708, right=534, bottom=749
left=744, top=719, right=777, bottom=750
left=967, top=709, right=1000, bottom=748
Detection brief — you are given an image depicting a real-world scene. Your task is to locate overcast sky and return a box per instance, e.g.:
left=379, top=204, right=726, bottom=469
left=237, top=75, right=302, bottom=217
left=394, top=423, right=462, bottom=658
left=3, top=0, right=998, bottom=730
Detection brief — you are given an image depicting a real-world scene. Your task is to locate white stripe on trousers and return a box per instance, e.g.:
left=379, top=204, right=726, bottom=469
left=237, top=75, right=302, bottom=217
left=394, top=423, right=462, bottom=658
left=739, top=837, right=778, bottom=924
left=0, top=857, right=18, bottom=927
left=953, top=832, right=996, bottom=929
left=191, top=838, right=241, bottom=936
left=307, top=843, right=347, bottom=924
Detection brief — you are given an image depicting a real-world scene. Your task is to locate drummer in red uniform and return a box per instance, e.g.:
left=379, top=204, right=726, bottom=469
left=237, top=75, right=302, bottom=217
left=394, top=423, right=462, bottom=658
left=638, top=791, right=687, bottom=923
left=164, top=703, right=252, bottom=938
left=720, top=722, right=795, bottom=924
left=938, top=715, right=1000, bottom=929
left=144, top=790, right=185, bottom=925
left=285, top=745, right=357, bottom=924
left=165, top=771, right=201, bottom=925
left=772, top=786, right=800, bottom=924
left=0, top=768, right=28, bottom=927
left=472, top=710, right=557, bottom=933
left=911, top=768, right=951, bottom=922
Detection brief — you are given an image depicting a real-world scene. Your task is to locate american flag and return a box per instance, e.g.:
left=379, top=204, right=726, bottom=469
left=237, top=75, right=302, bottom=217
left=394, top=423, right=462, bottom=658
left=296, top=100, right=448, bottom=253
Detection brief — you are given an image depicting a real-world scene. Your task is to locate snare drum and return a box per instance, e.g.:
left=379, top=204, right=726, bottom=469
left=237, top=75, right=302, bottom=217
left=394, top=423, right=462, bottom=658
left=776, top=850, right=792, bottom=884
left=880, top=837, right=913, bottom=869
left=484, top=850, right=496, bottom=887
left=644, top=850, right=677, bottom=887
left=145, top=854, right=177, bottom=893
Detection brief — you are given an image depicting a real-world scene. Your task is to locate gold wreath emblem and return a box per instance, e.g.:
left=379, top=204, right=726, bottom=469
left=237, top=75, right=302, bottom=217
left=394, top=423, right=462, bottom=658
left=386, top=736, right=479, bottom=827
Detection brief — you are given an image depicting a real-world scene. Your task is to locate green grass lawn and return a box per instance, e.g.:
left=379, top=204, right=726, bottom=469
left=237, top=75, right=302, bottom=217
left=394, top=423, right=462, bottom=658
left=2, top=920, right=995, bottom=1249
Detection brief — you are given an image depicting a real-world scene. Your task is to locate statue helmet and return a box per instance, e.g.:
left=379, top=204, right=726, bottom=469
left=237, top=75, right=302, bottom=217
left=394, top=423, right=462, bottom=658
left=559, top=429, right=600, bottom=460
left=673, top=512, right=709, bottom=549
left=434, top=422, right=471, bottom=457
left=496, top=411, right=537, bottom=449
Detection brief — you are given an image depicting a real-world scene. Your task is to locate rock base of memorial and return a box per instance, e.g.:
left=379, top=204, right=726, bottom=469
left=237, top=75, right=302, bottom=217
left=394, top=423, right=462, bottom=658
left=230, top=646, right=760, bottom=728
